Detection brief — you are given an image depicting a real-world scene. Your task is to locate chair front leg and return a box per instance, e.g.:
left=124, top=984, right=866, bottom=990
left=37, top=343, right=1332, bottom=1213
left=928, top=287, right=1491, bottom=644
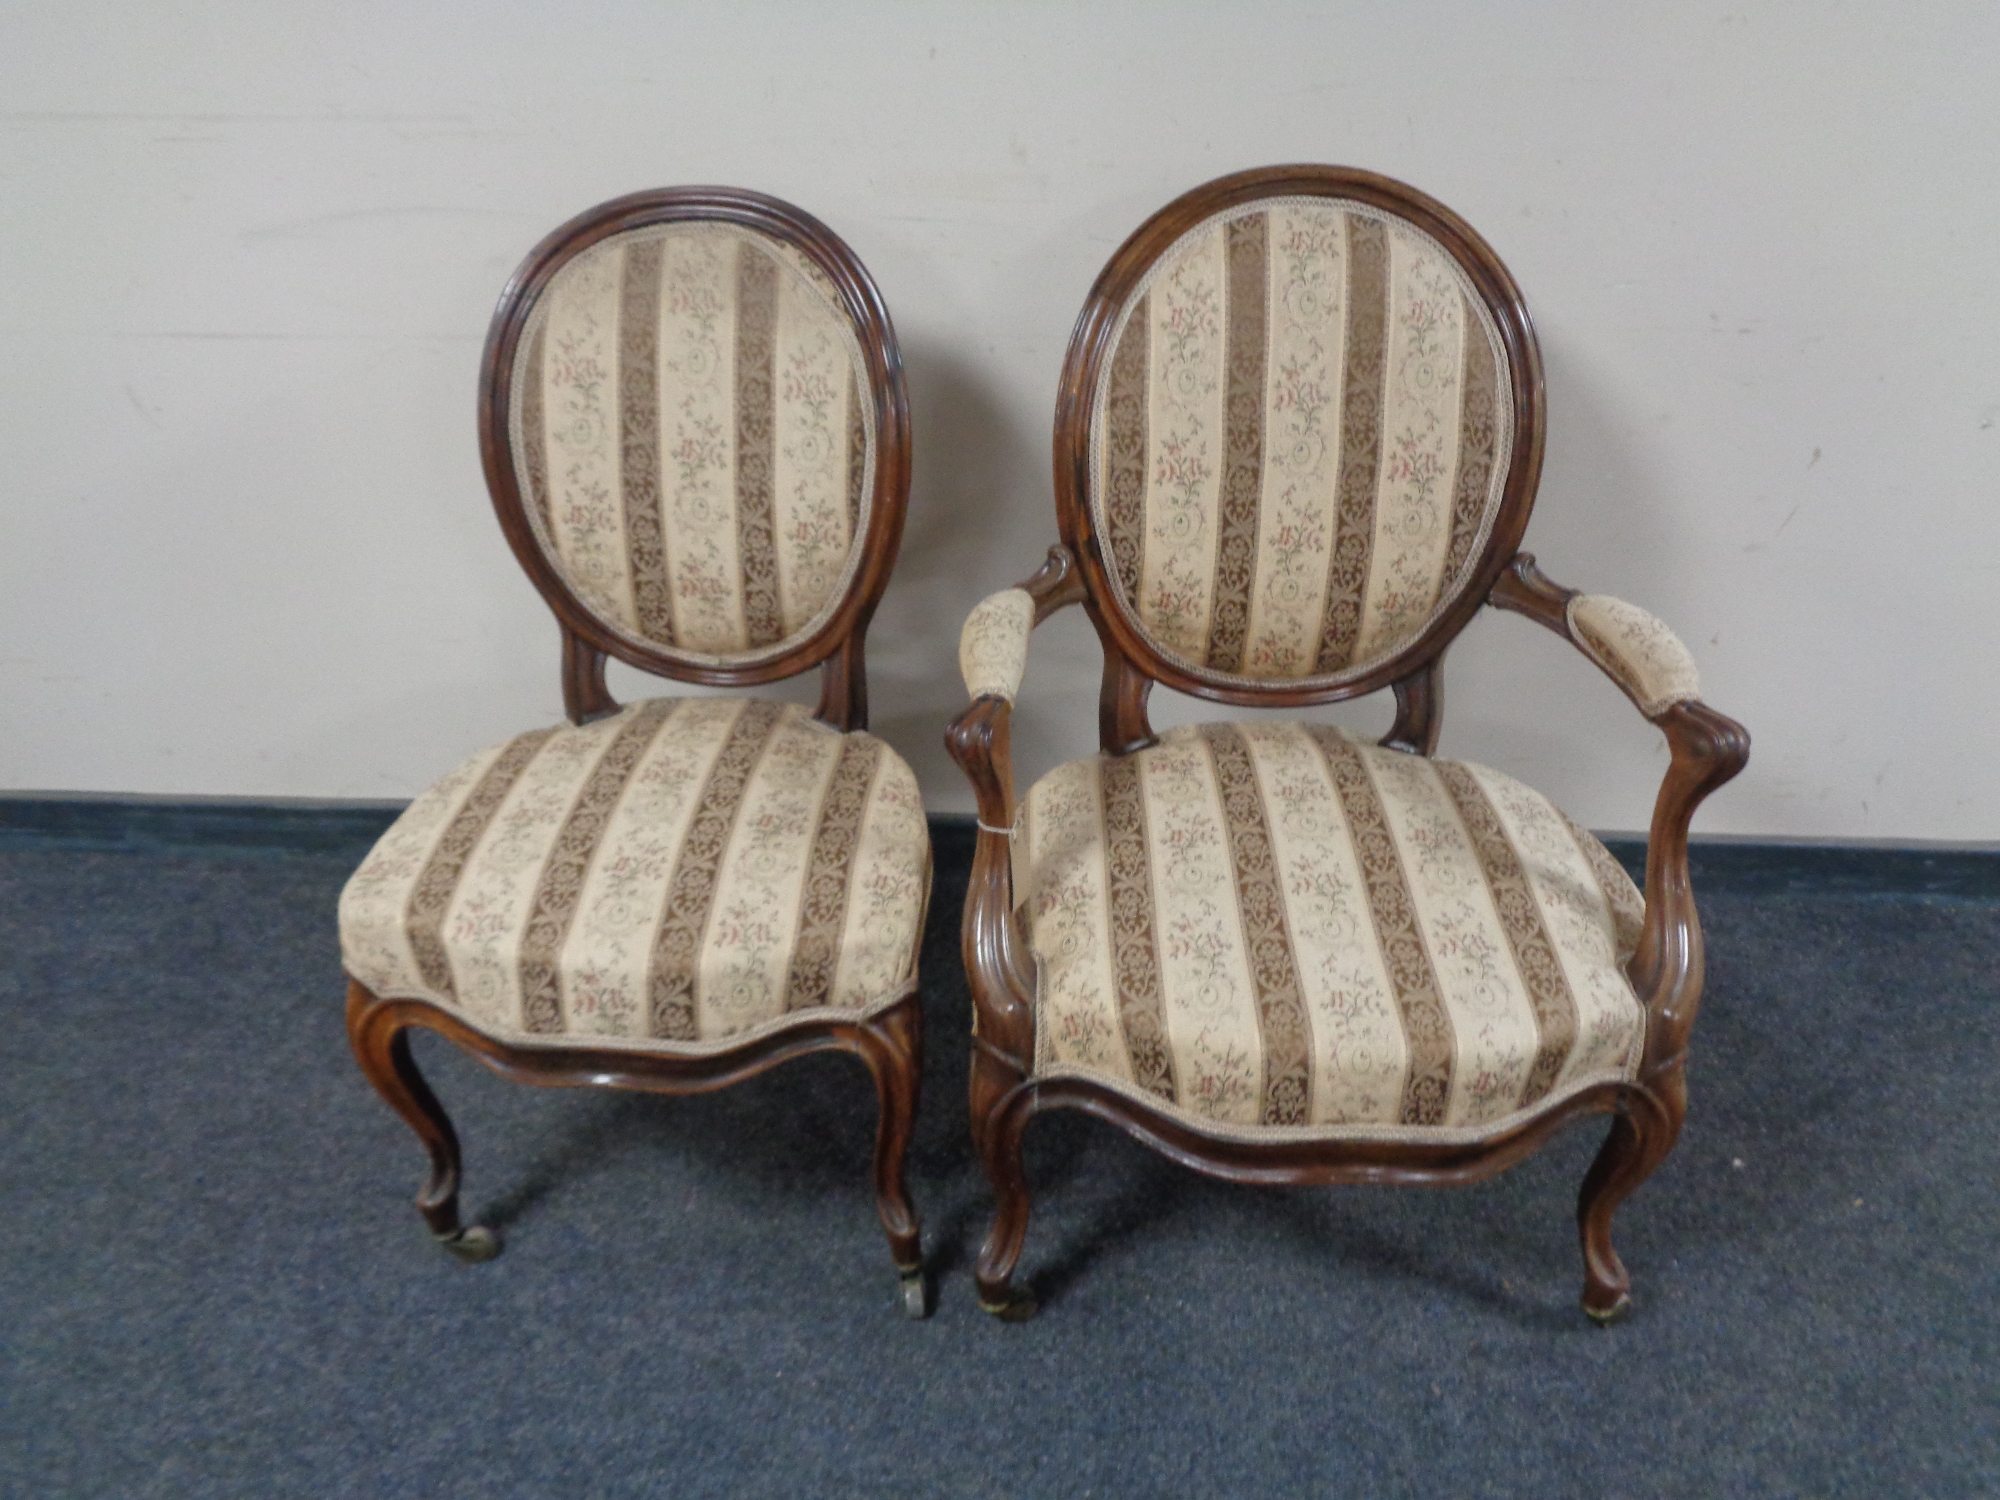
left=947, top=695, right=1045, bottom=1322
left=972, top=1055, right=1039, bottom=1322
left=1576, top=1069, right=1685, bottom=1323
left=856, top=995, right=929, bottom=1317
left=345, top=981, right=501, bottom=1263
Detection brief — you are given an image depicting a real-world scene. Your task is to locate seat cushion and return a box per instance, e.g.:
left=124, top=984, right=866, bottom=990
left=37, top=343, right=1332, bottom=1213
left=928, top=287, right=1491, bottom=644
left=340, top=699, right=929, bottom=1053
left=1015, top=722, right=1647, bottom=1143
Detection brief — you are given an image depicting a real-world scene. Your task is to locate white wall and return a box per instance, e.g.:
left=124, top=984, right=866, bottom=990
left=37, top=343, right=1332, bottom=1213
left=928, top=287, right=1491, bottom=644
left=3, top=2, right=1996, bottom=837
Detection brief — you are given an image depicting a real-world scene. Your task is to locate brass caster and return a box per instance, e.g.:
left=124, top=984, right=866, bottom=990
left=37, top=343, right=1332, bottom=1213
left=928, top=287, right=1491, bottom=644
left=979, top=1287, right=1038, bottom=1323
left=898, top=1268, right=932, bottom=1320
left=436, top=1225, right=502, bottom=1263
left=1583, top=1291, right=1631, bottom=1326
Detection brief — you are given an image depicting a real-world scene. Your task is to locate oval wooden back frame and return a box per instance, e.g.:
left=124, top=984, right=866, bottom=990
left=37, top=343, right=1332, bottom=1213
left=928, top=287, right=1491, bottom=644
left=1051, top=164, right=1546, bottom=748
left=477, top=187, right=913, bottom=730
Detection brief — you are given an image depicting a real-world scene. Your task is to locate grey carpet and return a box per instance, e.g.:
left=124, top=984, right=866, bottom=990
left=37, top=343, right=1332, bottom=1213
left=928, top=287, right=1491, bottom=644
left=1, top=833, right=1994, bottom=1497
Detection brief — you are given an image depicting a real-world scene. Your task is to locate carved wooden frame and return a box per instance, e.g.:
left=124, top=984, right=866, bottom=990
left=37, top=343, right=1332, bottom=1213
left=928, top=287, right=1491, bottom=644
left=348, top=188, right=928, bottom=1312
left=945, top=166, right=1750, bottom=1323
left=346, top=982, right=922, bottom=1282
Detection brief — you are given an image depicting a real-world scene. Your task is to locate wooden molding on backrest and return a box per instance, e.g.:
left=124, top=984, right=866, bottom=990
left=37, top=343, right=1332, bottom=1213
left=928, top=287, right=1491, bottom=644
left=476, top=187, right=913, bottom=727
left=1051, top=165, right=1547, bottom=744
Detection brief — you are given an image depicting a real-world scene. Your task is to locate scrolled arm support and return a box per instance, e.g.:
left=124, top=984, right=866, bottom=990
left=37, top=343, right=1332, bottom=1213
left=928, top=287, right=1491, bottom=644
left=1488, top=554, right=1750, bottom=1074
left=1488, top=555, right=1703, bottom=720
left=1630, top=700, right=1751, bottom=1068
left=1013, top=544, right=1089, bottom=628
left=944, top=546, right=1087, bottom=1068
left=944, top=698, right=1038, bottom=1066
left=1567, top=595, right=1702, bottom=719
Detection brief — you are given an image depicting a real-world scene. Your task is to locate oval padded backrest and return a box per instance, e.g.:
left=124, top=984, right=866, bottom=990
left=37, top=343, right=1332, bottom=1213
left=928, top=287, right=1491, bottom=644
left=506, top=220, right=877, bottom=667
left=1087, top=195, right=1518, bottom=687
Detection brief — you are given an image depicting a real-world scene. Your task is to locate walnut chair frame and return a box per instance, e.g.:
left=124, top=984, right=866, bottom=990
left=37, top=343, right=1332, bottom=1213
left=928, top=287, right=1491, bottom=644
left=945, top=166, right=1749, bottom=1323
left=345, top=188, right=928, bottom=1315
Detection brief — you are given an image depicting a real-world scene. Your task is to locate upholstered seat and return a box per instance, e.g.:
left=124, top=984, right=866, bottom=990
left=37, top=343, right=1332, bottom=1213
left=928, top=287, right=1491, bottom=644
left=1015, top=723, right=1644, bottom=1142
left=341, top=699, right=928, bottom=1054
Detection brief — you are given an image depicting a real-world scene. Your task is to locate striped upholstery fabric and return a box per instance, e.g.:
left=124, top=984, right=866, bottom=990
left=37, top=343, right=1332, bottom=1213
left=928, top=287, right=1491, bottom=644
left=1090, top=199, right=1512, bottom=686
left=1568, top=594, right=1702, bottom=717
left=340, top=699, right=929, bottom=1052
left=508, top=224, right=876, bottom=665
left=1015, top=723, right=1646, bottom=1143
left=958, top=588, right=1035, bottom=703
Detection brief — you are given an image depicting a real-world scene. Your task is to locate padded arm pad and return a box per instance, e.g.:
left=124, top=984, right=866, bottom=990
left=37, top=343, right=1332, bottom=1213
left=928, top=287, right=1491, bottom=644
left=959, top=588, right=1036, bottom=703
left=1566, top=594, right=1702, bottom=717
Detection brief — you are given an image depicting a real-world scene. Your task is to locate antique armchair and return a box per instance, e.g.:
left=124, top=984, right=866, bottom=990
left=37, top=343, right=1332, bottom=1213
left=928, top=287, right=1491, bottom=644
left=340, top=189, right=933, bottom=1316
left=947, top=166, right=1749, bottom=1323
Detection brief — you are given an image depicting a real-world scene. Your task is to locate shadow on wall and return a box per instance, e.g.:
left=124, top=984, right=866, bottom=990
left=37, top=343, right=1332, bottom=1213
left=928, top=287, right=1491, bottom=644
left=864, top=333, right=1052, bottom=791
left=1446, top=332, right=1697, bottom=825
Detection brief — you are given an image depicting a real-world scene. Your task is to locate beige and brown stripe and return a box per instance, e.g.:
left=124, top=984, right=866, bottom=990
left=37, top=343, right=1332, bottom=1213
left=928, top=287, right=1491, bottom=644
left=1434, top=761, right=1577, bottom=1108
left=1307, top=725, right=1454, bottom=1125
left=1204, top=216, right=1269, bottom=673
left=404, top=727, right=557, bottom=1003
left=1440, top=295, right=1500, bottom=591
left=1563, top=808, right=1647, bottom=958
left=1017, top=722, right=1646, bottom=1141
left=520, top=323, right=553, bottom=538
left=1099, top=752, right=1176, bottom=1100
left=517, top=701, right=677, bottom=1034
left=617, top=241, right=675, bottom=643
left=845, top=369, right=868, bottom=532
left=649, top=699, right=787, bottom=1039
left=1102, top=301, right=1150, bottom=604
left=783, top=734, right=885, bottom=1012
left=733, top=245, right=784, bottom=648
left=1316, top=213, right=1390, bottom=674
left=1198, top=724, right=1310, bottom=1124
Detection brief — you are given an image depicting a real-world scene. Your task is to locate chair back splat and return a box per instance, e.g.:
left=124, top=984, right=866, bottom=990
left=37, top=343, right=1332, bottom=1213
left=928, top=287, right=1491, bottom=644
left=1055, top=166, right=1545, bottom=751
left=478, top=188, right=912, bottom=730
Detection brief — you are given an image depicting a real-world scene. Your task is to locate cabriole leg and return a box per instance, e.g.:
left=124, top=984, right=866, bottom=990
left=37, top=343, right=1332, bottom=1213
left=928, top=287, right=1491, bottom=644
left=972, top=1047, right=1038, bottom=1321
left=345, top=982, right=501, bottom=1263
left=1576, top=1075, right=1683, bottom=1323
left=859, top=996, right=928, bottom=1318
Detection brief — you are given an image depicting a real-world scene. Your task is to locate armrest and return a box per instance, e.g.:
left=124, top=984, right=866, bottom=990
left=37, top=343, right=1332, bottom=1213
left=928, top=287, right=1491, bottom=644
left=1567, top=595, right=1701, bottom=719
left=944, top=546, right=1086, bottom=1068
left=1487, top=554, right=1702, bottom=720
left=957, top=544, right=1087, bottom=705
left=960, top=589, right=1036, bottom=704
left=1488, top=554, right=1750, bottom=1074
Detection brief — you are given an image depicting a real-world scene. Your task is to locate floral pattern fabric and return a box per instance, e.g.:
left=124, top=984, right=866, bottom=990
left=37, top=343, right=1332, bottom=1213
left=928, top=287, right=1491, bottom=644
left=1568, top=594, right=1702, bottom=718
left=1090, top=198, right=1513, bottom=689
left=1015, top=723, right=1647, bottom=1145
left=510, top=224, right=876, bottom=667
left=339, top=699, right=929, bottom=1053
left=958, top=588, right=1035, bottom=703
